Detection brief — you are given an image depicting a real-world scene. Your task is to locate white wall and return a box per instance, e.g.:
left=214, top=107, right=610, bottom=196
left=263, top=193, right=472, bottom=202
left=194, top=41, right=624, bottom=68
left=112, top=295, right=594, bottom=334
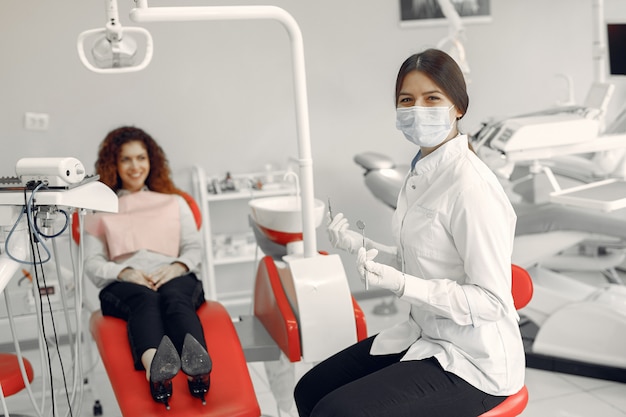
left=1, top=0, right=625, bottom=294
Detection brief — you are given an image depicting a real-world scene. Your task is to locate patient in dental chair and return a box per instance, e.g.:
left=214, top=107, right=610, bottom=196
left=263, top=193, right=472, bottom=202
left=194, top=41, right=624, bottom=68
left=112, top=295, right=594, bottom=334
left=83, top=126, right=212, bottom=409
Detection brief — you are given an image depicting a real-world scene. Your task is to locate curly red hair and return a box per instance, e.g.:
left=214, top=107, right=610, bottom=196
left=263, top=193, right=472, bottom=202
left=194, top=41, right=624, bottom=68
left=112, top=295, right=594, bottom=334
left=95, top=126, right=182, bottom=195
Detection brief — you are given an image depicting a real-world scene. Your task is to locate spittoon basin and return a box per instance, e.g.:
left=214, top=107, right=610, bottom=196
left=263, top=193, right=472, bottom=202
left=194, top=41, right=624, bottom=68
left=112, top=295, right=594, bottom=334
left=249, top=195, right=325, bottom=245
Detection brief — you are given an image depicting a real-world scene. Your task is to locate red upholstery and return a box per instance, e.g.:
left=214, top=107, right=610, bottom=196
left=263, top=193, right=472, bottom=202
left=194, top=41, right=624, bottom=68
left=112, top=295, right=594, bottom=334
left=179, top=191, right=202, bottom=229
left=478, top=264, right=534, bottom=417
left=351, top=296, right=368, bottom=342
left=90, top=301, right=260, bottom=417
left=253, top=256, right=301, bottom=362
left=0, top=353, right=34, bottom=397
left=253, top=255, right=368, bottom=363
left=511, top=264, right=533, bottom=310
left=480, top=386, right=529, bottom=417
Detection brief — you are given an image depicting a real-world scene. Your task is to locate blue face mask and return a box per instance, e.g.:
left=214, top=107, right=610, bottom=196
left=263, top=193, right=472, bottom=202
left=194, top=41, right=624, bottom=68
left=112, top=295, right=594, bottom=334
left=396, top=105, right=455, bottom=147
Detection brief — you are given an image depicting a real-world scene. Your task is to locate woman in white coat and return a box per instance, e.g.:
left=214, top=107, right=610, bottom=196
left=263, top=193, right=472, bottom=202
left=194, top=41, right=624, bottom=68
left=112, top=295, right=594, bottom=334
left=294, top=49, right=525, bottom=417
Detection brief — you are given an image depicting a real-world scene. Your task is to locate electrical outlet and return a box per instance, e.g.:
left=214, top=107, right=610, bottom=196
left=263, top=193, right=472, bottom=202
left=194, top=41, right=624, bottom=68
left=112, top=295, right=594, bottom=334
left=24, top=112, right=50, bottom=131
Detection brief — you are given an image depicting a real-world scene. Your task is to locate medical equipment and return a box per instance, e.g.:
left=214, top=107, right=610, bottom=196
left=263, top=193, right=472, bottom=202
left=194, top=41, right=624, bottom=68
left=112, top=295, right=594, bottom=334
left=354, top=152, right=409, bottom=210
left=0, top=157, right=118, bottom=417
left=77, top=0, right=153, bottom=74
left=475, top=82, right=615, bottom=155
left=435, top=0, right=470, bottom=79
left=327, top=197, right=334, bottom=221
left=15, top=157, right=86, bottom=187
left=487, top=114, right=600, bottom=154
left=248, top=184, right=358, bottom=362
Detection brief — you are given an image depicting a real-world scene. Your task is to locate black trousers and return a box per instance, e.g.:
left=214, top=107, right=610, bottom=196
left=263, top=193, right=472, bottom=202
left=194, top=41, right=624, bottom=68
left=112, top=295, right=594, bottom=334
left=294, top=336, right=506, bottom=417
left=99, top=273, right=206, bottom=370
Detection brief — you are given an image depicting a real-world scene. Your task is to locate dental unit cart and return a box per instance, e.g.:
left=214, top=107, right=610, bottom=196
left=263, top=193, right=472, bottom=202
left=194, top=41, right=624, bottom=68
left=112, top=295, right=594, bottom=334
left=0, top=157, right=118, bottom=417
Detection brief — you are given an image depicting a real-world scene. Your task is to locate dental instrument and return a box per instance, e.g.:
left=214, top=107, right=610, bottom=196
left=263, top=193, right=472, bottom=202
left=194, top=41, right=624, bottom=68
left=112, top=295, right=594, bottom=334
left=327, top=197, right=334, bottom=221
left=356, top=220, right=368, bottom=290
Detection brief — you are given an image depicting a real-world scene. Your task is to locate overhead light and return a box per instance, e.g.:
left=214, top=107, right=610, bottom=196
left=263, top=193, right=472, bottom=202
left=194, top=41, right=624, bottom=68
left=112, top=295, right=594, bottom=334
left=77, top=0, right=153, bottom=74
left=91, top=27, right=137, bottom=68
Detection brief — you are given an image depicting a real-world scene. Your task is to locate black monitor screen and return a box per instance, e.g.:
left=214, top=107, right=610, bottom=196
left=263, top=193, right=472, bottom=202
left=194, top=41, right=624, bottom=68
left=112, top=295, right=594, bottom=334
left=607, top=24, right=626, bottom=76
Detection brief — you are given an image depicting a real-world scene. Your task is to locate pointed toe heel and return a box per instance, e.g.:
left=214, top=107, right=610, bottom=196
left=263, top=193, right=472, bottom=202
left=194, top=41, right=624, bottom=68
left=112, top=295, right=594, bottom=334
left=149, top=335, right=181, bottom=409
left=181, top=334, right=212, bottom=405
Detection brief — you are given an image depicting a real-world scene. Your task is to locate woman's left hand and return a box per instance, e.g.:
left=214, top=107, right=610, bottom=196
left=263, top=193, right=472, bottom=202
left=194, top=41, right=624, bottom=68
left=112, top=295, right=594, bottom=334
left=149, top=262, right=188, bottom=289
left=356, top=247, right=406, bottom=296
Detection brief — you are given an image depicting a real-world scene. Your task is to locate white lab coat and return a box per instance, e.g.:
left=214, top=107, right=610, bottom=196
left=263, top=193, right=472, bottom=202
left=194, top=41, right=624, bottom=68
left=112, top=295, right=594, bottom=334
left=370, top=135, right=525, bottom=396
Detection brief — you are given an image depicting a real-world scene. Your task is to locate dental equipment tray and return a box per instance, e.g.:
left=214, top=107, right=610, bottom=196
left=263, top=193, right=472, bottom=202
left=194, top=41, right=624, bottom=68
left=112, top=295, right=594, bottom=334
left=550, top=178, right=626, bottom=212
left=0, top=174, right=99, bottom=191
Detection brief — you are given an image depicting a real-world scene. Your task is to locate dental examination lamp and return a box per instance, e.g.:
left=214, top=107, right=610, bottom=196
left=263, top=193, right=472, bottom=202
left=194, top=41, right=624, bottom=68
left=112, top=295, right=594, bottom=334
left=77, top=0, right=153, bottom=74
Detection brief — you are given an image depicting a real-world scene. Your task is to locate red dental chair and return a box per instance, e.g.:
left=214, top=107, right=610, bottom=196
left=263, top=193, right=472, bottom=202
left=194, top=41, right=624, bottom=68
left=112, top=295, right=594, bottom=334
left=479, top=264, right=533, bottom=417
left=0, top=353, right=35, bottom=417
left=90, top=301, right=260, bottom=417
left=75, top=192, right=261, bottom=417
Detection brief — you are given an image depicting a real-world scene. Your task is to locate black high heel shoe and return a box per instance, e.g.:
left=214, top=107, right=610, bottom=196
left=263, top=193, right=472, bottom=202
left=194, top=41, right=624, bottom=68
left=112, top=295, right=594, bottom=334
left=181, top=333, right=212, bottom=405
left=149, top=335, right=181, bottom=410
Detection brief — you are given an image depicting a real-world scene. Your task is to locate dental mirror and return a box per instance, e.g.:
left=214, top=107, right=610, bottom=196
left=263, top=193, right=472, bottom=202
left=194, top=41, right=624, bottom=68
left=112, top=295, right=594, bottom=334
left=356, top=220, right=366, bottom=246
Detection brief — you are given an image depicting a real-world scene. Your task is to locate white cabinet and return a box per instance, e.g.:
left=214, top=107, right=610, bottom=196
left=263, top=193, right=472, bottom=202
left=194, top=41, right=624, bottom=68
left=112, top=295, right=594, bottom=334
left=191, top=165, right=295, bottom=315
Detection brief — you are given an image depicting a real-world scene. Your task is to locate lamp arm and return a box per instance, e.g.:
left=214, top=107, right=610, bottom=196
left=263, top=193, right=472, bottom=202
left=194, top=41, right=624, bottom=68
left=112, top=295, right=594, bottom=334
left=437, top=0, right=463, bottom=37
left=130, top=5, right=318, bottom=257
left=103, top=0, right=123, bottom=43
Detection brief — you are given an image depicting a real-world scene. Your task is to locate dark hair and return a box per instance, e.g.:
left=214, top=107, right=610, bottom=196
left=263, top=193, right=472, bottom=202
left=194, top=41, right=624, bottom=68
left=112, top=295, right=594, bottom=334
left=95, top=126, right=182, bottom=195
left=395, top=48, right=469, bottom=119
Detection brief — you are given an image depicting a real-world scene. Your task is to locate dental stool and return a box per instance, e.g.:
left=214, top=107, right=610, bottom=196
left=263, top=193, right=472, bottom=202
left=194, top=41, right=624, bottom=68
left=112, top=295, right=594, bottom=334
left=479, top=264, right=533, bottom=417
left=90, top=300, right=260, bottom=417
left=0, top=353, right=34, bottom=417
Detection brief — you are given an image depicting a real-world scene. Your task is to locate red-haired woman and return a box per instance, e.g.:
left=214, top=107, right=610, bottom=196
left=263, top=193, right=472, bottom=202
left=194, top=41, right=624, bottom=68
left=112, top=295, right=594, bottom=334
left=84, top=126, right=211, bottom=409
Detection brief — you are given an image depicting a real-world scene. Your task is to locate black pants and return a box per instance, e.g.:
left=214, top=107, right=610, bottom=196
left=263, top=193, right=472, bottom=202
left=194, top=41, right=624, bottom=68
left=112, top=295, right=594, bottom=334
left=294, top=336, right=506, bottom=417
left=99, top=273, right=206, bottom=370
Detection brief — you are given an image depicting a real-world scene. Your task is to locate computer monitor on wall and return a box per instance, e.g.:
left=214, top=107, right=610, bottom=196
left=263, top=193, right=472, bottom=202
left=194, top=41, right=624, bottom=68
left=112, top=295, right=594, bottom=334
left=607, top=23, right=626, bottom=76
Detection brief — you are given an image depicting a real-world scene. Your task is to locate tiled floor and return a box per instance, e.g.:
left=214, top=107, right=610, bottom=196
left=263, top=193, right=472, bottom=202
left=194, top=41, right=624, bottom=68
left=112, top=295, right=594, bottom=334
left=3, top=295, right=626, bottom=416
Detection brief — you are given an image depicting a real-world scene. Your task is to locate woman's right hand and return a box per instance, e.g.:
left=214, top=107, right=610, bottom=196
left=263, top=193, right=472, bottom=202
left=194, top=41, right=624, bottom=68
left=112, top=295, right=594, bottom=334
left=118, top=267, right=155, bottom=290
left=327, top=212, right=364, bottom=254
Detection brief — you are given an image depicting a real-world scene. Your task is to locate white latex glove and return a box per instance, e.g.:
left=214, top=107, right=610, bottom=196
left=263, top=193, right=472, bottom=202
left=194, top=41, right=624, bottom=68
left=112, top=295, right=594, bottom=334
left=326, top=212, right=363, bottom=254
left=357, top=247, right=406, bottom=296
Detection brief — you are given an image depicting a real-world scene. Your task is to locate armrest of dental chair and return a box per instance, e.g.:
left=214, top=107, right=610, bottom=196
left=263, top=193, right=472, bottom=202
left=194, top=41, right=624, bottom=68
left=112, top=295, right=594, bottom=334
left=90, top=301, right=260, bottom=417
